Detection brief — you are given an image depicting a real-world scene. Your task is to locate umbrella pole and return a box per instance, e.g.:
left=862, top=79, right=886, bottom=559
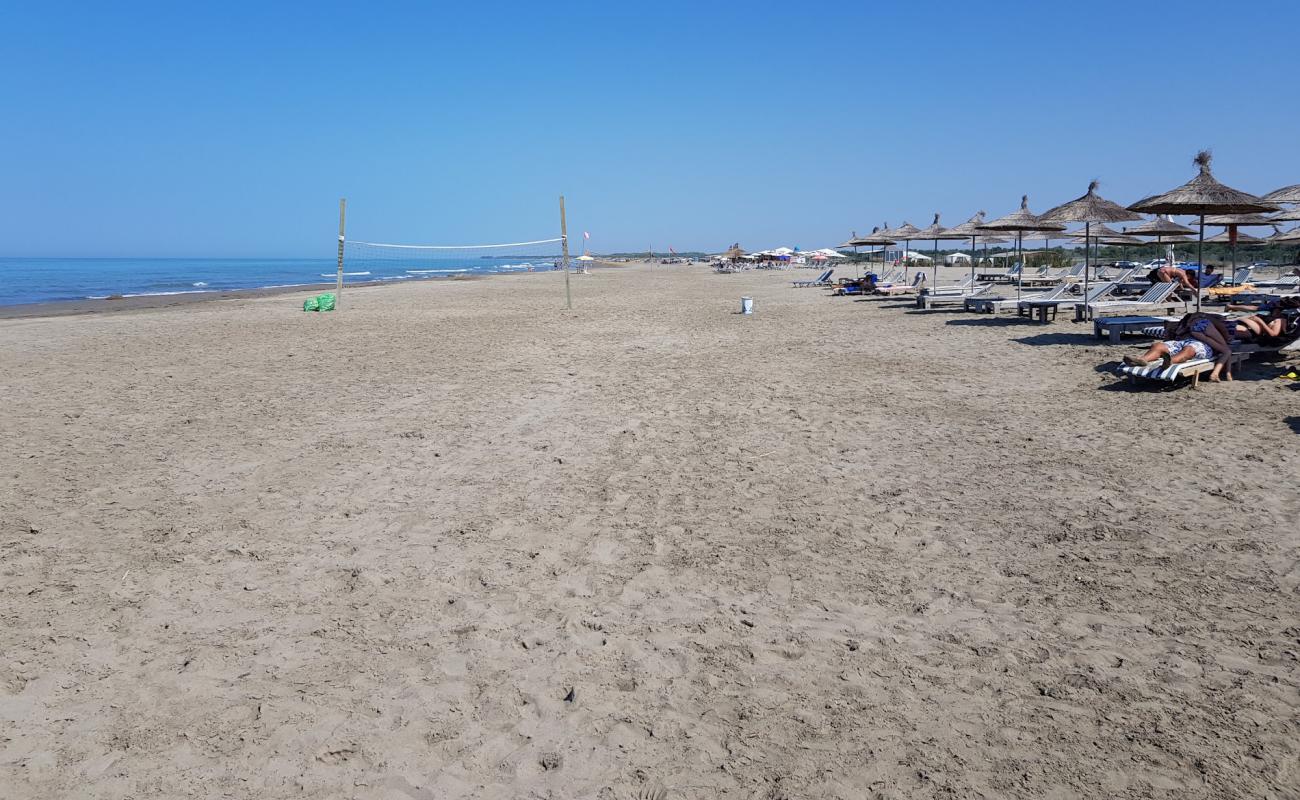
left=904, top=239, right=909, bottom=282
left=1196, top=214, right=1205, bottom=313
left=932, top=239, right=938, bottom=289
left=1016, top=231, right=1024, bottom=302
left=1083, top=222, right=1091, bottom=310
left=969, top=235, right=976, bottom=287
left=1230, top=227, right=1237, bottom=286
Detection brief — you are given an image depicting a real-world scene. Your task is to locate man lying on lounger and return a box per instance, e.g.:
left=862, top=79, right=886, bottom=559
left=1123, top=313, right=1235, bottom=381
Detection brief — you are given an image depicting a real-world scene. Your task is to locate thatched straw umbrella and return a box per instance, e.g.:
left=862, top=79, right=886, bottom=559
left=1203, top=213, right=1276, bottom=284
left=945, top=212, right=999, bottom=285
left=978, top=196, right=1066, bottom=301
left=1268, top=207, right=1300, bottom=223
left=723, top=244, right=746, bottom=262
left=850, top=227, right=896, bottom=278
left=911, top=213, right=970, bottom=289
left=1068, top=226, right=1143, bottom=265
left=1204, top=229, right=1262, bottom=245
left=1041, top=181, right=1143, bottom=303
left=1260, top=184, right=1300, bottom=205
left=1128, top=151, right=1276, bottom=310
left=1123, top=217, right=1195, bottom=267
left=880, top=221, right=924, bottom=280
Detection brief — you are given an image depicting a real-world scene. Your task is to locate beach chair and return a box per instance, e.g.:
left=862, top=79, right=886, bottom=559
left=793, top=268, right=833, bottom=288
left=1253, top=274, right=1300, bottom=290
left=1018, top=281, right=1112, bottom=323
left=1116, top=352, right=1249, bottom=388
left=920, top=283, right=995, bottom=309
left=874, top=271, right=928, bottom=296
left=925, top=275, right=979, bottom=296
left=1076, top=282, right=1184, bottom=322
left=967, top=282, right=1075, bottom=314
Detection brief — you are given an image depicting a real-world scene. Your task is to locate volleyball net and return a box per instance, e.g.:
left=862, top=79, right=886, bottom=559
left=329, top=197, right=577, bottom=309
left=341, top=237, right=566, bottom=282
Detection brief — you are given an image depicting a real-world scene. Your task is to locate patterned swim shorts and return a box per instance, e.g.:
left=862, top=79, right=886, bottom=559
left=1163, top=339, right=1211, bottom=360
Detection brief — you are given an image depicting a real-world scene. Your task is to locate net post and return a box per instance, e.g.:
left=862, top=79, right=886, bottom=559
left=560, top=195, right=572, bottom=309
left=336, top=198, right=347, bottom=309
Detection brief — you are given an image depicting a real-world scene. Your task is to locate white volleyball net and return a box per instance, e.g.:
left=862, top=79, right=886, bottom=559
left=339, top=237, right=567, bottom=284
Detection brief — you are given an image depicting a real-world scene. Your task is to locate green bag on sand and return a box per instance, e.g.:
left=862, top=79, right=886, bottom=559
left=302, top=296, right=319, bottom=312
left=316, top=293, right=336, bottom=311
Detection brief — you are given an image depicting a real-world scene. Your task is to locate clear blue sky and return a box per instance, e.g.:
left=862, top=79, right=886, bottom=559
left=4, top=0, right=1296, bottom=257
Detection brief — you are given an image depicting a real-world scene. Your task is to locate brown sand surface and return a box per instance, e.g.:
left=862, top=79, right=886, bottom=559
left=2, top=263, right=1298, bottom=799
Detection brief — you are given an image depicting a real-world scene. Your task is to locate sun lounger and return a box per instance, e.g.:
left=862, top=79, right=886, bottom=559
left=793, top=268, right=833, bottom=288
left=1252, top=274, right=1300, bottom=290
left=1018, top=282, right=1113, bottom=323
left=1116, top=352, right=1249, bottom=388
left=919, top=283, right=995, bottom=309
left=1075, top=282, right=1185, bottom=322
left=966, top=282, right=1073, bottom=314
left=1092, top=315, right=1180, bottom=344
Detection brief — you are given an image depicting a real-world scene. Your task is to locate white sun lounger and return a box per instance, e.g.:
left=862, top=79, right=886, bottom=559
left=965, top=282, right=1074, bottom=314
left=1018, top=281, right=1113, bottom=323
left=1075, top=282, right=1185, bottom=322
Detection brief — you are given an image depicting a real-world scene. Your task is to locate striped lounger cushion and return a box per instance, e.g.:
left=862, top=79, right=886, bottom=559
left=1117, top=359, right=1213, bottom=382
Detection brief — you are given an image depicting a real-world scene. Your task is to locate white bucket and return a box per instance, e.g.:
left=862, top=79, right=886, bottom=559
left=740, top=296, right=754, bottom=315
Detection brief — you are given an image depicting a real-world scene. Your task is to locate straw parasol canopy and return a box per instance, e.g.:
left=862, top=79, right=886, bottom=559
left=1043, top=181, right=1143, bottom=225
left=723, top=244, right=746, bottom=261
left=1260, top=184, right=1300, bottom=205
left=1123, top=217, right=1194, bottom=237
left=912, top=213, right=970, bottom=288
left=979, top=195, right=1068, bottom=234
left=1065, top=223, right=1124, bottom=238
left=979, top=196, right=1066, bottom=300
left=1203, top=213, right=1276, bottom=227
left=880, top=221, right=924, bottom=274
left=1041, top=181, right=1143, bottom=296
left=1128, top=151, right=1276, bottom=308
left=846, top=227, right=895, bottom=279
left=1204, top=229, right=1262, bottom=245
left=1267, top=207, right=1300, bottom=223
left=944, top=211, right=1008, bottom=284
left=1096, top=234, right=1144, bottom=246
left=1128, top=152, right=1276, bottom=216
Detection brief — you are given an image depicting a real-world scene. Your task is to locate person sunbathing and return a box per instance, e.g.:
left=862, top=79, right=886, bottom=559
left=1146, top=265, right=1197, bottom=291
left=1123, top=313, right=1235, bottom=381
left=1226, top=296, right=1300, bottom=341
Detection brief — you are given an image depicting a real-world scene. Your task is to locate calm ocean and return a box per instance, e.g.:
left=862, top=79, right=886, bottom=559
left=0, top=255, right=563, bottom=307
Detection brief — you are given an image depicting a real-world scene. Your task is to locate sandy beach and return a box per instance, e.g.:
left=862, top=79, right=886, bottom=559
left=2, top=262, right=1297, bottom=799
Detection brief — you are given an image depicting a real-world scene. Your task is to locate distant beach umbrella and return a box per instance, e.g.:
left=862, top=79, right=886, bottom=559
left=978, top=196, right=1067, bottom=301
left=945, top=211, right=1001, bottom=285
left=1260, top=184, right=1300, bottom=205
left=1041, top=181, right=1143, bottom=302
left=1123, top=217, right=1196, bottom=267
left=879, top=221, right=924, bottom=279
left=1204, top=229, right=1263, bottom=244
left=850, top=226, right=897, bottom=276
left=1123, top=217, right=1195, bottom=237
left=723, top=244, right=747, bottom=261
left=911, top=213, right=970, bottom=289
left=1129, top=151, right=1276, bottom=310
left=1203, top=213, right=1276, bottom=283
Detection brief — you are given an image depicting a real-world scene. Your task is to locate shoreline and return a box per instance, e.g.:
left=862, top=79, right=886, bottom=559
left=0, top=261, right=633, bottom=320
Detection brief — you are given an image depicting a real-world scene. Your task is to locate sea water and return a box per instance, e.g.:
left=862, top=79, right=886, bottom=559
left=0, top=256, right=563, bottom=307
